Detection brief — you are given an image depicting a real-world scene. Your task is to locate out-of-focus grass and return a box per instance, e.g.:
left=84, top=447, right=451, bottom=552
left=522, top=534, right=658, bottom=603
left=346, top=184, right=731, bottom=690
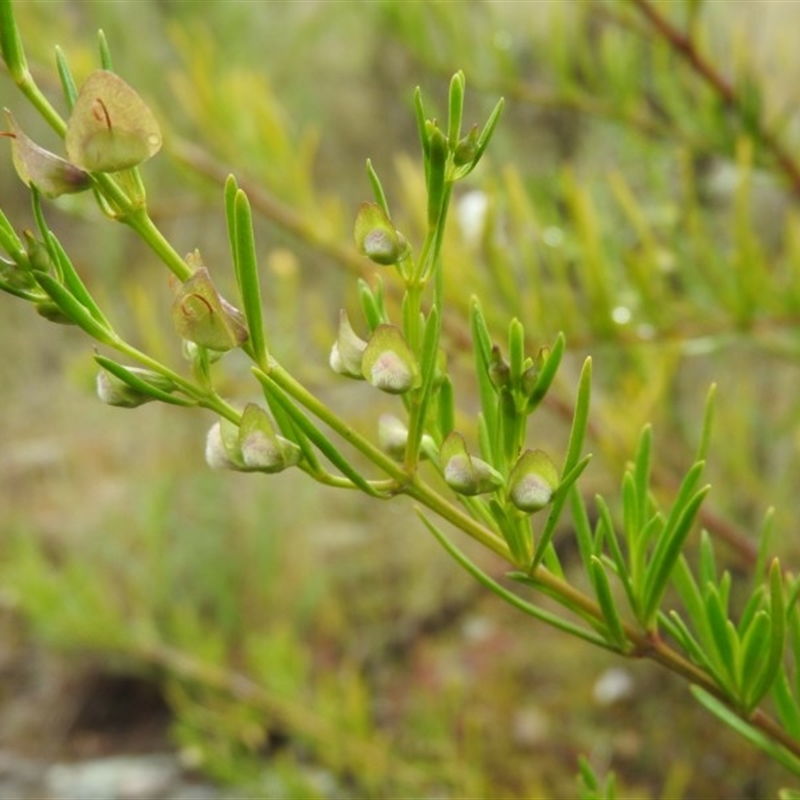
left=2, top=1, right=800, bottom=797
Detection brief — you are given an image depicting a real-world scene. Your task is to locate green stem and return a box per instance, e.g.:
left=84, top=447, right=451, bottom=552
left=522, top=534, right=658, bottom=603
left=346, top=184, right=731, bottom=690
left=112, top=337, right=240, bottom=423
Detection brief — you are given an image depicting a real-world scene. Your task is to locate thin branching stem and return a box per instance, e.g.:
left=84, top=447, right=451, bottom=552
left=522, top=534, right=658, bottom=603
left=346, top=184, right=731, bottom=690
left=631, top=0, right=800, bottom=197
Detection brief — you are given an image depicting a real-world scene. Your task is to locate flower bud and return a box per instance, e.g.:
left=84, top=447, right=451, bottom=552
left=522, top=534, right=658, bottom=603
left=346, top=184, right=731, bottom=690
left=329, top=310, right=367, bottom=378
left=96, top=366, right=176, bottom=408
left=453, top=124, right=480, bottom=167
left=238, top=403, right=301, bottom=473
left=441, top=431, right=504, bottom=496
left=354, top=203, right=403, bottom=266
left=378, top=414, right=408, bottom=460
left=488, top=344, right=510, bottom=389
left=507, top=449, right=559, bottom=513
left=361, top=324, right=420, bottom=395
left=35, top=300, right=73, bottom=325
left=4, top=111, right=90, bottom=198
left=205, top=418, right=243, bottom=471
left=171, top=262, right=248, bottom=352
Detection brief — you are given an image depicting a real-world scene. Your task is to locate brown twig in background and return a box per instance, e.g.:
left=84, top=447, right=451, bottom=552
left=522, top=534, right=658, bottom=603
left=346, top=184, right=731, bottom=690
left=630, top=0, right=800, bottom=198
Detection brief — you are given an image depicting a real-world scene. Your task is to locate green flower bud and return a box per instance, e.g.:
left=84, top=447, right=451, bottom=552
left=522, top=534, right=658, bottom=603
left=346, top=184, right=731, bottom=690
left=96, top=366, right=176, bottom=408
left=0, top=255, right=35, bottom=291
left=35, top=300, right=74, bottom=325
left=171, top=260, right=248, bottom=352
left=507, top=449, right=559, bottom=513
left=329, top=309, right=367, bottom=378
left=4, top=111, right=90, bottom=198
left=488, top=344, right=510, bottom=389
left=354, top=202, right=403, bottom=266
left=23, top=231, right=54, bottom=273
left=453, top=124, right=480, bottom=167
left=441, top=431, right=504, bottom=496
left=239, top=403, right=301, bottom=473
left=361, top=324, right=420, bottom=395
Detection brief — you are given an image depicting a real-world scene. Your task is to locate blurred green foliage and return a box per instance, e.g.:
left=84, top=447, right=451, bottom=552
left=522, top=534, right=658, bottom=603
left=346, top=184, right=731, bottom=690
left=3, top=0, right=800, bottom=797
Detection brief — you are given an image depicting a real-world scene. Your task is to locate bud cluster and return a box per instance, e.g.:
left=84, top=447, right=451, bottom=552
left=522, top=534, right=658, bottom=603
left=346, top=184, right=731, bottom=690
left=205, top=404, right=301, bottom=474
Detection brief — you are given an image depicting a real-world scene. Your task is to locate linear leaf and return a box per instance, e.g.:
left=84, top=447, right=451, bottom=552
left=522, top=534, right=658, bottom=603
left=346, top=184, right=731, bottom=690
left=94, top=355, right=195, bottom=407
left=590, top=556, right=628, bottom=651
left=531, top=455, right=591, bottom=571
left=253, top=368, right=380, bottom=497
left=746, top=560, right=786, bottom=711
left=774, top=672, right=800, bottom=741
left=596, top=495, right=636, bottom=614
left=46, top=231, right=111, bottom=328
left=691, top=686, right=800, bottom=777
left=642, top=484, right=710, bottom=626
left=33, top=272, right=116, bottom=345
left=704, top=586, right=740, bottom=692
left=419, top=515, right=610, bottom=649
left=469, top=298, right=497, bottom=426
left=233, top=189, right=267, bottom=366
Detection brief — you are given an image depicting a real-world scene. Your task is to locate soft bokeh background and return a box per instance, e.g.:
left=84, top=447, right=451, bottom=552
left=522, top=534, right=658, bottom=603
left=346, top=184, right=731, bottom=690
left=2, top=1, right=800, bottom=797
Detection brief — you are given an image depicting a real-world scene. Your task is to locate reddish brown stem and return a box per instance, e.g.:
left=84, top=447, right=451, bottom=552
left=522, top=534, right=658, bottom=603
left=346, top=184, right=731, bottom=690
left=630, top=0, right=800, bottom=197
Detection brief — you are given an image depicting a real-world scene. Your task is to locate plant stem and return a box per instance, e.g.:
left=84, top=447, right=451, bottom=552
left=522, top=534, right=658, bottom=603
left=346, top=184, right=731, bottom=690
left=631, top=0, right=800, bottom=197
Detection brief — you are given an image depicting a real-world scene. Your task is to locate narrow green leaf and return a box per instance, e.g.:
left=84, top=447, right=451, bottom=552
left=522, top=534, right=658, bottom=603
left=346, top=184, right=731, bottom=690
left=596, top=495, right=636, bottom=613
left=561, top=355, right=591, bottom=477
left=738, top=585, right=767, bottom=640
left=704, top=586, right=739, bottom=691
left=739, top=611, right=771, bottom=703
left=754, top=507, right=776, bottom=591
left=642, top=485, right=711, bottom=626
left=413, top=86, right=429, bottom=163
left=262, top=387, right=322, bottom=474
left=97, top=29, right=113, bottom=72
left=773, top=672, right=800, bottom=741
left=0, top=207, right=26, bottom=264
left=223, top=174, right=239, bottom=282
left=746, top=560, right=786, bottom=710
left=698, top=529, right=718, bottom=590
left=455, top=96, right=504, bottom=178
left=530, top=455, right=591, bottom=571
left=418, top=510, right=611, bottom=649
left=233, top=189, right=267, bottom=366
left=94, top=355, right=195, bottom=407
left=419, top=306, right=440, bottom=390
left=508, top=318, right=524, bottom=384
left=357, top=277, right=385, bottom=332
left=570, top=486, right=595, bottom=572
left=33, top=272, right=116, bottom=344
left=55, top=46, right=78, bottom=109
left=0, top=0, right=28, bottom=81
left=447, top=70, right=465, bottom=148
left=590, top=556, right=628, bottom=651
left=253, top=368, right=380, bottom=497
left=46, top=231, right=111, bottom=327
left=366, top=159, right=391, bottom=219
left=426, top=124, right=448, bottom=227
left=671, top=556, right=724, bottom=678
left=696, top=383, right=716, bottom=462
left=470, top=297, right=498, bottom=437
left=437, top=375, right=455, bottom=439
left=691, top=686, right=800, bottom=777
left=632, top=425, right=652, bottom=530
left=661, top=610, right=718, bottom=676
